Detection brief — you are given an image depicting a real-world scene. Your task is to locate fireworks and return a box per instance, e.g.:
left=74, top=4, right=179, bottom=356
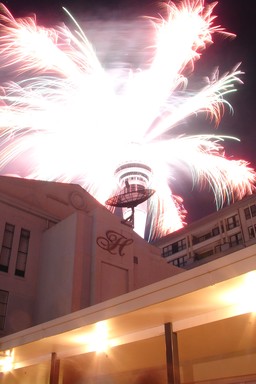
left=0, top=1, right=255, bottom=241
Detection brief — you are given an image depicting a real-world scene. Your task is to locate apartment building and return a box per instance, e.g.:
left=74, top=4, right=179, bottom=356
left=154, top=194, right=256, bottom=269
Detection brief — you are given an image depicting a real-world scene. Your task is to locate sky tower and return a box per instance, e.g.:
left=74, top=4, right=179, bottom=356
left=106, top=161, right=155, bottom=238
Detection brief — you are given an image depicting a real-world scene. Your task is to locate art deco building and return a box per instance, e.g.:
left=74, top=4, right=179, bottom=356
left=0, top=175, right=256, bottom=383
left=0, top=175, right=179, bottom=336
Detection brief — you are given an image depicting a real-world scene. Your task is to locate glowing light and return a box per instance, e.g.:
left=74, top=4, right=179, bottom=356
left=0, top=350, right=13, bottom=372
left=0, top=2, right=255, bottom=241
left=222, top=271, right=256, bottom=314
left=92, top=322, right=110, bottom=354
left=73, top=321, right=111, bottom=354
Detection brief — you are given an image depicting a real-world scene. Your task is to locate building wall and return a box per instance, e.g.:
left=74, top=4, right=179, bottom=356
left=70, top=211, right=94, bottom=312
left=90, top=206, right=180, bottom=305
left=35, top=213, right=78, bottom=324
left=178, top=313, right=256, bottom=383
left=0, top=197, right=49, bottom=335
left=33, top=203, right=181, bottom=325
left=154, top=194, right=256, bottom=269
left=0, top=176, right=181, bottom=335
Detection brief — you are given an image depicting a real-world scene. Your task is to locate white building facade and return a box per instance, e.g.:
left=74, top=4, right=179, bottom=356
left=0, top=176, right=180, bottom=337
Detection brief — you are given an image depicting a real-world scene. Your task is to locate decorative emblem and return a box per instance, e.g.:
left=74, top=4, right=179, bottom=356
left=69, top=191, right=86, bottom=210
left=97, top=230, right=133, bottom=256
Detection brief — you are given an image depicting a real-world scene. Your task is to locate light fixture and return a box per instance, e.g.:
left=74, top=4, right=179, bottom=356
left=0, top=350, right=13, bottom=372
left=222, top=271, right=256, bottom=315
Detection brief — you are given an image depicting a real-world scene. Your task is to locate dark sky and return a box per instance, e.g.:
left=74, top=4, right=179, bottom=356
left=1, top=0, right=256, bottom=222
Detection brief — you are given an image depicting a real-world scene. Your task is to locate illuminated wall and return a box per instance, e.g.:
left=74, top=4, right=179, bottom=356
left=0, top=176, right=180, bottom=334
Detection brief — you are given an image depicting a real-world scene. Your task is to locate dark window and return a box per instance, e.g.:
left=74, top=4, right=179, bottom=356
left=215, top=244, right=221, bottom=253
left=162, top=244, right=172, bottom=257
left=215, top=243, right=230, bottom=253
left=0, top=223, right=15, bottom=273
left=226, top=214, right=239, bottom=230
left=248, top=225, right=256, bottom=239
left=212, top=227, right=220, bottom=236
left=192, top=231, right=214, bottom=244
left=162, top=238, right=186, bottom=257
left=171, top=256, right=186, bottom=268
left=229, top=232, right=243, bottom=247
left=244, top=207, right=250, bottom=220
left=0, top=289, right=9, bottom=330
left=251, top=205, right=256, bottom=217
left=244, top=204, right=256, bottom=220
left=15, top=229, right=30, bottom=277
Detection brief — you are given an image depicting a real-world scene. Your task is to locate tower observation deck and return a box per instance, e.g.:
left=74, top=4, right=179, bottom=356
left=106, top=162, right=155, bottom=237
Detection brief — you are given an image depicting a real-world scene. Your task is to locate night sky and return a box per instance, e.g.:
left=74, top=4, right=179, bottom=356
left=1, top=0, right=256, bottom=223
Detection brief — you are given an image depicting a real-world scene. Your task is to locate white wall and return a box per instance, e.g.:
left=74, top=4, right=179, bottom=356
left=0, top=200, right=48, bottom=335
left=90, top=206, right=182, bottom=304
left=35, top=213, right=78, bottom=324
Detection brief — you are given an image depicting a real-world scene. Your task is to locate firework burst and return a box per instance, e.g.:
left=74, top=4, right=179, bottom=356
left=0, top=1, right=255, bottom=241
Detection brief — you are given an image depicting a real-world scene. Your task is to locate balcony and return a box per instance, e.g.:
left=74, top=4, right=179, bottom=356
left=192, top=227, right=221, bottom=245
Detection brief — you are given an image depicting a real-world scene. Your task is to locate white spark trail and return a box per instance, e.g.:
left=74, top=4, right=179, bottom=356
left=0, top=1, right=255, bottom=241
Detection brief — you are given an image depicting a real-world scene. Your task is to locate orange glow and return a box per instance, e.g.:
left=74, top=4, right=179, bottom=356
left=72, top=321, right=114, bottom=354
left=221, top=271, right=256, bottom=315
left=0, top=350, right=13, bottom=372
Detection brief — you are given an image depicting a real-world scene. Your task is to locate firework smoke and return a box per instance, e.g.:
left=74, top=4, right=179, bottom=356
left=0, top=1, right=255, bottom=240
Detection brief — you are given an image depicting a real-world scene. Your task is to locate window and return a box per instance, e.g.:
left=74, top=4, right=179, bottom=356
left=244, top=207, right=250, bottom=220
left=0, top=223, right=15, bottom=273
left=215, top=243, right=229, bottom=253
left=15, top=229, right=30, bottom=277
left=244, top=204, right=256, bottom=220
left=248, top=225, right=256, bottom=239
left=212, top=227, right=220, bottom=236
left=229, top=232, right=243, bottom=247
left=171, top=256, right=187, bottom=268
left=226, top=214, right=239, bottom=230
left=162, top=244, right=172, bottom=257
left=192, top=230, right=216, bottom=245
left=0, top=289, right=9, bottom=330
left=162, top=238, right=186, bottom=257
left=251, top=205, right=256, bottom=217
